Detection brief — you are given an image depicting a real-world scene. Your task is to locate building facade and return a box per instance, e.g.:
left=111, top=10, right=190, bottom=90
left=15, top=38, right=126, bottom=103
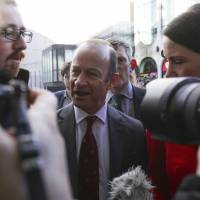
left=132, top=0, right=200, bottom=78
left=20, top=30, right=54, bottom=88
left=42, top=44, right=77, bottom=91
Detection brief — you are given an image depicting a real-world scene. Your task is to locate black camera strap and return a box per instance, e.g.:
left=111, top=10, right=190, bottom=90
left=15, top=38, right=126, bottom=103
left=19, top=134, right=48, bottom=200
left=9, top=80, right=48, bottom=200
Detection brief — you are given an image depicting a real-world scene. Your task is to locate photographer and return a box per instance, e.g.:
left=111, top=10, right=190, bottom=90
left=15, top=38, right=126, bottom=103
left=0, top=89, right=73, bottom=200
left=147, top=3, right=200, bottom=200
left=0, top=0, right=73, bottom=200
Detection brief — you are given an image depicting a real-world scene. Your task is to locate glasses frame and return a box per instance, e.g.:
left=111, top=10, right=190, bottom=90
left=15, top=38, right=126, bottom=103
left=0, top=27, right=33, bottom=43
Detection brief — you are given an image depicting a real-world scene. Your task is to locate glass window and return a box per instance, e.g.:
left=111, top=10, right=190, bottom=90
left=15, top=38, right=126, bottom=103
left=162, top=0, right=196, bottom=27
left=65, top=49, right=75, bottom=62
left=134, top=0, right=157, bottom=45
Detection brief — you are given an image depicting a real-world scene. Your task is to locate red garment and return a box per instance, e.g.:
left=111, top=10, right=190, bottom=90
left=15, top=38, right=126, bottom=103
left=146, top=130, right=198, bottom=200
left=165, top=142, right=198, bottom=198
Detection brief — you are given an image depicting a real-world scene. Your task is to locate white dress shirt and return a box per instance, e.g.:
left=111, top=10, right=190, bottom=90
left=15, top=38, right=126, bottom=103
left=74, top=104, right=110, bottom=200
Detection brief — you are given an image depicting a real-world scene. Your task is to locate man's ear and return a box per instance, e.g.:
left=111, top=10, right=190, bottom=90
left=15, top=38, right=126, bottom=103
left=107, top=73, right=121, bottom=90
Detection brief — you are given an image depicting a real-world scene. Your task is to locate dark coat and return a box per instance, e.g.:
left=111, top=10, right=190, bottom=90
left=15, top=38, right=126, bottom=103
left=54, top=90, right=71, bottom=110
left=173, top=174, right=200, bottom=200
left=57, top=103, right=148, bottom=198
left=108, top=85, right=145, bottom=120
left=131, top=85, right=146, bottom=120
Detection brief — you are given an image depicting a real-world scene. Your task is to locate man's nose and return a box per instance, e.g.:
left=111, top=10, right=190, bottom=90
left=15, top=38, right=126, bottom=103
left=12, top=36, right=27, bottom=51
left=74, top=73, right=87, bottom=85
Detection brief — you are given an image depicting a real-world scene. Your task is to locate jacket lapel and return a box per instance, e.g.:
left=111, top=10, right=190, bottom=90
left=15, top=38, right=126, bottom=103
left=57, top=103, right=78, bottom=196
left=107, top=106, right=124, bottom=180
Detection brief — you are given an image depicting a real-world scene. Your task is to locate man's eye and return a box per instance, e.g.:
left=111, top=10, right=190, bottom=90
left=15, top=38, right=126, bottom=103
left=118, top=57, right=127, bottom=63
left=6, top=31, right=16, bottom=36
left=71, top=70, right=79, bottom=76
left=88, top=71, right=99, bottom=78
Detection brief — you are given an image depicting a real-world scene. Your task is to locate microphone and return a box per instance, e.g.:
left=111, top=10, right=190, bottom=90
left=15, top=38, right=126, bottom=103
left=109, top=166, right=153, bottom=200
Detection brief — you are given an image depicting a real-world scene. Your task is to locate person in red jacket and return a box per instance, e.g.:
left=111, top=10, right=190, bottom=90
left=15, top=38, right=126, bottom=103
left=148, top=3, right=200, bottom=200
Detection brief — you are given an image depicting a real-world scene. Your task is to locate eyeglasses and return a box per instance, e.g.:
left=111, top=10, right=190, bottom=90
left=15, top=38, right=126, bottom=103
left=0, top=27, right=33, bottom=43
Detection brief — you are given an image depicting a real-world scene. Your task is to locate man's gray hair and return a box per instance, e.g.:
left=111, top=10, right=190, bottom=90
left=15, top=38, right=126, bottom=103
left=107, top=38, right=133, bottom=62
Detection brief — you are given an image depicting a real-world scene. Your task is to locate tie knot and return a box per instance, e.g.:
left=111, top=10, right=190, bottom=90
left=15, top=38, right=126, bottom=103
left=111, top=94, right=124, bottom=112
left=86, top=116, right=96, bottom=131
left=115, top=94, right=123, bottom=99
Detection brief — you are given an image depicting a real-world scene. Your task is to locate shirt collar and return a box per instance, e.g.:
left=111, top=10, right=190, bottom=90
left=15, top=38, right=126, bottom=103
left=121, top=81, right=133, bottom=99
left=74, top=104, right=107, bottom=124
left=106, top=81, right=133, bottom=100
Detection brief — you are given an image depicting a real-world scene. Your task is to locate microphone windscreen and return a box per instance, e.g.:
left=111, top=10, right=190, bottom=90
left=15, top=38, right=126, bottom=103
left=109, top=166, right=154, bottom=200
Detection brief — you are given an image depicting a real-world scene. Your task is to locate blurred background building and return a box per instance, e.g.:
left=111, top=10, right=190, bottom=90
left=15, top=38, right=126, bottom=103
left=132, top=0, right=200, bottom=81
left=21, top=0, right=200, bottom=89
left=20, top=30, right=54, bottom=88
left=42, top=44, right=77, bottom=91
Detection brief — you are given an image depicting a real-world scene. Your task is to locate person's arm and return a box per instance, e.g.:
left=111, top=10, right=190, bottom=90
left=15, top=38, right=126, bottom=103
left=0, top=89, right=73, bottom=200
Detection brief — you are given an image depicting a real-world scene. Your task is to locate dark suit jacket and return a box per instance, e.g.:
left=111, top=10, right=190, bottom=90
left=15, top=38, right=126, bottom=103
left=132, top=85, right=146, bottom=120
left=54, top=90, right=71, bottom=110
left=57, top=103, right=148, bottom=198
left=108, top=84, right=145, bottom=120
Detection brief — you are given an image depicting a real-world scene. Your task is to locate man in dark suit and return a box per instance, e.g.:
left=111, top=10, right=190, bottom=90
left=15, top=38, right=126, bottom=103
left=106, top=38, right=145, bottom=120
left=57, top=39, right=148, bottom=200
left=55, top=61, right=72, bottom=109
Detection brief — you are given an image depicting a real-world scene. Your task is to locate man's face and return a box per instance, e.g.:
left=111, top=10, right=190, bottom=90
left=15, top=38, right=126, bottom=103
left=62, top=73, right=70, bottom=91
left=112, top=46, right=130, bottom=92
left=163, top=36, right=200, bottom=77
left=70, top=44, right=112, bottom=114
left=0, top=5, right=27, bottom=77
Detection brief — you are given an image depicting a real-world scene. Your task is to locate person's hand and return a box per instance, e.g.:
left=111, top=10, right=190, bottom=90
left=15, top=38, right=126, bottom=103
left=0, top=89, right=73, bottom=200
left=28, top=89, right=73, bottom=200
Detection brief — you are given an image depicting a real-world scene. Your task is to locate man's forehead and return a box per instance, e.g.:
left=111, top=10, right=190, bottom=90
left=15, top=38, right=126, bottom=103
left=0, top=4, right=24, bottom=28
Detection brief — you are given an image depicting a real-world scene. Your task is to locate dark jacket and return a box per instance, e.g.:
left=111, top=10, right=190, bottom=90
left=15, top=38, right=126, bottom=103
left=57, top=103, right=148, bottom=198
left=173, top=174, right=200, bottom=200
left=54, top=90, right=71, bottom=110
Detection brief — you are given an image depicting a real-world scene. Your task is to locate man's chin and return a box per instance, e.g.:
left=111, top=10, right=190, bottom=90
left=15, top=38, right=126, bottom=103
left=5, top=67, right=20, bottom=78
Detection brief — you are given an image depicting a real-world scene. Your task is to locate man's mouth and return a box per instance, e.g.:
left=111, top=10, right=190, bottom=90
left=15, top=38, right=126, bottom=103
left=73, top=90, right=90, bottom=97
left=8, top=51, right=25, bottom=62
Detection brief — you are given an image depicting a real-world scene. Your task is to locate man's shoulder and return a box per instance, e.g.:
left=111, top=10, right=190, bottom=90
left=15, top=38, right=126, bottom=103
left=132, top=84, right=146, bottom=95
left=54, top=90, right=65, bottom=98
left=107, top=105, right=143, bottom=130
left=57, top=102, right=74, bottom=120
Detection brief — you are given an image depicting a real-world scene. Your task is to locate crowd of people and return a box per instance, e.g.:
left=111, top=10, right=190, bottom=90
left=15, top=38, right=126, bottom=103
left=0, top=0, right=200, bottom=200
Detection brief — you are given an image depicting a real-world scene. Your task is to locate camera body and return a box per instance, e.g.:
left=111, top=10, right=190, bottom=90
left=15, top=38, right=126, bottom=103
left=0, top=80, right=31, bottom=134
left=141, top=77, right=200, bottom=144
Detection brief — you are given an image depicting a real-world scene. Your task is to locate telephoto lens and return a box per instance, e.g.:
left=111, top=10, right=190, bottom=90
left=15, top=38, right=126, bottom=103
left=141, top=77, right=200, bottom=144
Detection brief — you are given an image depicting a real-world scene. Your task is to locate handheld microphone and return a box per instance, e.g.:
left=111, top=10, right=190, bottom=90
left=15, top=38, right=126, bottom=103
left=109, top=166, right=153, bottom=200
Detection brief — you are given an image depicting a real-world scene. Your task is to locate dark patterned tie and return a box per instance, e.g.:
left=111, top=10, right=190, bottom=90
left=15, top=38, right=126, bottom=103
left=111, top=94, right=124, bottom=112
left=78, top=116, right=99, bottom=200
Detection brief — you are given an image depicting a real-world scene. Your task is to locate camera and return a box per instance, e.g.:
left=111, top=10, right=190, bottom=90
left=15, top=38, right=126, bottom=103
left=141, top=77, right=200, bottom=144
left=0, top=79, right=48, bottom=199
left=0, top=79, right=31, bottom=134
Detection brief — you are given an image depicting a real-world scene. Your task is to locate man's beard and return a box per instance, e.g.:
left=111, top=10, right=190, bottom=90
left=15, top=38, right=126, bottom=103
left=0, top=69, right=12, bottom=84
left=5, top=63, right=20, bottom=77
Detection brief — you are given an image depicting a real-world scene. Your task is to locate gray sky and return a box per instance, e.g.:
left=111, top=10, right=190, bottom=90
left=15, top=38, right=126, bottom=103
left=17, top=0, right=130, bottom=44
